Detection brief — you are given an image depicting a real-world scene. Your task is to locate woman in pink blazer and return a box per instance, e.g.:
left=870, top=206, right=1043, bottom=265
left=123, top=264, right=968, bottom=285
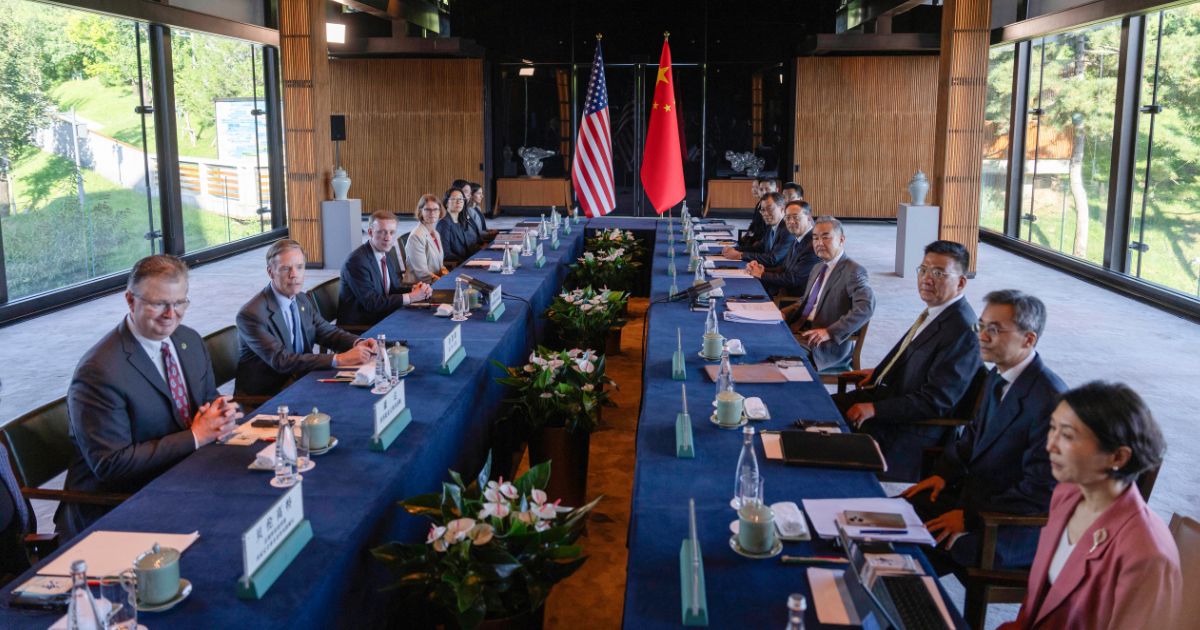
left=1001, top=381, right=1181, bottom=630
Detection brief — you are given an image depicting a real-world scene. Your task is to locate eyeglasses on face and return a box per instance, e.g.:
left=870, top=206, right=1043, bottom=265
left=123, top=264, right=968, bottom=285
left=915, top=266, right=958, bottom=281
left=973, top=321, right=1019, bottom=337
left=134, top=295, right=191, bottom=313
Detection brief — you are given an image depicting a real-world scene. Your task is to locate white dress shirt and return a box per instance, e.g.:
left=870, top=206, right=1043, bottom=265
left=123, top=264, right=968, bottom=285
left=995, top=350, right=1038, bottom=401
left=913, top=292, right=965, bottom=339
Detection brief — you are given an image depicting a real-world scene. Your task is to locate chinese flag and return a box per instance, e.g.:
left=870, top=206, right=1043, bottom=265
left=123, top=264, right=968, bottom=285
left=640, top=38, right=685, bottom=214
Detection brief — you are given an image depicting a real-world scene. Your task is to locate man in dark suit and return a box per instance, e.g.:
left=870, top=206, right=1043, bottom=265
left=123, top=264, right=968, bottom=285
left=746, top=200, right=821, bottom=296
left=236, top=239, right=377, bottom=398
left=833, top=240, right=983, bottom=481
left=57, top=255, right=242, bottom=537
left=337, top=210, right=432, bottom=329
left=739, top=178, right=776, bottom=247
left=901, top=290, right=1066, bottom=575
left=785, top=217, right=875, bottom=370
left=722, top=192, right=795, bottom=267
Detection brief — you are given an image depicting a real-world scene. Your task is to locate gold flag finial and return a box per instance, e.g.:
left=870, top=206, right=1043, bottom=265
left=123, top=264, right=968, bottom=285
left=595, top=33, right=603, bottom=41
left=664, top=31, right=671, bottom=40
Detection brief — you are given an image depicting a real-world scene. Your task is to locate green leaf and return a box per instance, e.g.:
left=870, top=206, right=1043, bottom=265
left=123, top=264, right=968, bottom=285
left=401, top=493, right=445, bottom=518
left=515, top=460, right=551, bottom=494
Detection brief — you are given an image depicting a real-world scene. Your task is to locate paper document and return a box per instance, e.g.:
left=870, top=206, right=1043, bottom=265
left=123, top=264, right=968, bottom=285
left=41, top=531, right=200, bottom=577
left=801, top=498, right=936, bottom=545
left=761, top=431, right=783, bottom=459
left=710, top=269, right=753, bottom=279
left=696, top=232, right=734, bottom=240
left=724, top=301, right=784, bottom=323
left=780, top=366, right=813, bottom=382
left=807, top=568, right=861, bottom=625
left=463, top=259, right=498, bottom=267
left=704, top=255, right=738, bottom=263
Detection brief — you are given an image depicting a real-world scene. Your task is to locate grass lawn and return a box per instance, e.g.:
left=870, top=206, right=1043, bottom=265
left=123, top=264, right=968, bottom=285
left=51, top=77, right=220, bottom=160
left=1, top=149, right=265, bottom=300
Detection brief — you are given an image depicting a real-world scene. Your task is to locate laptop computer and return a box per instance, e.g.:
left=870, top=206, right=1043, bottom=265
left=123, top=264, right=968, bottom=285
left=836, top=522, right=951, bottom=630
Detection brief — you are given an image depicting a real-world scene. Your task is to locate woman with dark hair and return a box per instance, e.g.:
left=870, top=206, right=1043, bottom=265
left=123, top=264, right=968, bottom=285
left=436, top=187, right=475, bottom=263
left=1000, top=381, right=1180, bottom=629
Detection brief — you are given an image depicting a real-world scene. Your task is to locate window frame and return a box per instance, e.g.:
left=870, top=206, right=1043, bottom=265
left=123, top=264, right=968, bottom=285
left=0, top=1, right=287, bottom=326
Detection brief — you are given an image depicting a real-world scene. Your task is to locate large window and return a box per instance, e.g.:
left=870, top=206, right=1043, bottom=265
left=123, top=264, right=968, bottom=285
left=1021, top=20, right=1119, bottom=265
left=172, top=29, right=273, bottom=253
left=0, top=3, right=159, bottom=301
left=0, top=0, right=284, bottom=316
left=984, top=3, right=1200, bottom=313
left=981, top=45, right=1016, bottom=232
left=1130, top=4, right=1200, bottom=298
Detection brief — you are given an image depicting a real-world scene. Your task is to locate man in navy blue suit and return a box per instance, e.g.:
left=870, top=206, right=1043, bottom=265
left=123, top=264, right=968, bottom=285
left=721, top=192, right=796, bottom=267
left=337, top=210, right=432, bottom=329
left=745, top=200, right=821, bottom=297
left=833, top=240, right=983, bottom=481
left=901, top=290, right=1066, bottom=575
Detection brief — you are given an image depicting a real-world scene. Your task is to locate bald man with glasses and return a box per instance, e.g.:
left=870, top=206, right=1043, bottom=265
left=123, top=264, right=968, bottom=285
left=56, top=255, right=242, bottom=538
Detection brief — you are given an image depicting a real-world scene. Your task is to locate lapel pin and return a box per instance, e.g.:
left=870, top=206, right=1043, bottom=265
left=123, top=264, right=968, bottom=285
left=181, top=342, right=188, bottom=350
left=1089, top=527, right=1108, bottom=553
left=300, top=305, right=305, bottom=312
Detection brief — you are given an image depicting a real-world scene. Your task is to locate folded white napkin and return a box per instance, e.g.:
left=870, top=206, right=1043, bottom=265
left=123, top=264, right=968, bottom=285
left=352, top=364, right=374, bottom=386
left=434, top=304, right=455, bottom=317
left=745, top=397, right=769, bottom=420
left=725, top=338, right=746, bottom=355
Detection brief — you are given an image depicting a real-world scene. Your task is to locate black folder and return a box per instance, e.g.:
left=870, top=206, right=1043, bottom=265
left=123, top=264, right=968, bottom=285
left=779, top=430, right=888, bottom=473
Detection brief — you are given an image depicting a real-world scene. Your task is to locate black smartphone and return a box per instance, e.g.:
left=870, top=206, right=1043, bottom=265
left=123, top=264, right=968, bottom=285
left=251, top=418, right=277, bottom=428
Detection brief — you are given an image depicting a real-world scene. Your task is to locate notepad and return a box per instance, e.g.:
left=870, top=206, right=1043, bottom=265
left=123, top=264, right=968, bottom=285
left=778, top=430, right=887, bottom=472
left=40, top=531, right=200, bottom=577
left=703, top=363, right=788, bottom=383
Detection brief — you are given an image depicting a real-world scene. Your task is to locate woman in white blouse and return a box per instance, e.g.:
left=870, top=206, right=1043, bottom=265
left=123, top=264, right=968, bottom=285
left=405, top=193, right=449, bottom=283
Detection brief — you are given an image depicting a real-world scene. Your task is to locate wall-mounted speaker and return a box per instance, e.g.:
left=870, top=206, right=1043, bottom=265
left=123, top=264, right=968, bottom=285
left=330, top=115, right=346, bottom=141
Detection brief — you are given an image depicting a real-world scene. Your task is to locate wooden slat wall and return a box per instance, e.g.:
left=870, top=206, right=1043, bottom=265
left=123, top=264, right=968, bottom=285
left=793, top=56, right=939, bottom=219
left=329, top=59, right=484, bottom=216
left=279, top=0, right=332, bottom=265
left=932, top=0, right=992, bottom=273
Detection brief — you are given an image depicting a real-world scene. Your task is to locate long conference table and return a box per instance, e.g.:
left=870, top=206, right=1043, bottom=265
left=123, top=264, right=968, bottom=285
left=0, top=215, right=965, bottom=629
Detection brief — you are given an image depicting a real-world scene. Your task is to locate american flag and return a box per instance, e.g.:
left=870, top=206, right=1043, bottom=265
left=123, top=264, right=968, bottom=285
left=572, top=41, right=615, bottom=217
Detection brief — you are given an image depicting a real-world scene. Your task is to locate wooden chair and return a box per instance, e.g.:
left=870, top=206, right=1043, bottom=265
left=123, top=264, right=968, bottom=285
left=816, top=322, right=870, bottom=386
left=1169, top=513, right=1200, bottom=630
left=203, top=326, right=268, bottom=412
left=308, top=277, right=341, bottom=325
left=963, top=467, right=1162, bottom=630
left=0, top=442, right=58, bottom=580
left=0, top=398, right=129, bottom=513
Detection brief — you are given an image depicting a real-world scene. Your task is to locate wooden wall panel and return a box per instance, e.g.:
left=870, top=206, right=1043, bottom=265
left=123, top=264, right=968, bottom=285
left=329, top=59, right=484, bottom=216
left=932, top=0, right=992, bottom=273
left=793, top=56, right=939, bottom=219
left=279, top=0, right=332, bottom=265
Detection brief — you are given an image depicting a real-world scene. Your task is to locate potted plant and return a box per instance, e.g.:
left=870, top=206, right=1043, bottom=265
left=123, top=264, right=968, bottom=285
left=545, top=287, right=628, bottom=354
left=373, top=458, right=601, bottom=630
left=569, top=249, right=641, bottom=294
left=493, top=347, right=615, bottom=507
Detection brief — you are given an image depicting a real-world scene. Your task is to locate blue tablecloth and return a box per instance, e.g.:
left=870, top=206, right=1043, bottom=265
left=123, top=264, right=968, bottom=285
left=0, top=224, right=588, bottom=628
left=622, top=220, right=967, bottom=629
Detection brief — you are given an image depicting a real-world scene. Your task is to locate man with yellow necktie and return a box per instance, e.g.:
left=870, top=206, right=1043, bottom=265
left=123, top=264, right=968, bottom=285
left=833, top=240, right=983, bottom=481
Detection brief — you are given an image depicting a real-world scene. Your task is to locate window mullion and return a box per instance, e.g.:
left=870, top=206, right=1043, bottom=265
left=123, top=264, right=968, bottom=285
left=148, top=24, right=186, bottom=256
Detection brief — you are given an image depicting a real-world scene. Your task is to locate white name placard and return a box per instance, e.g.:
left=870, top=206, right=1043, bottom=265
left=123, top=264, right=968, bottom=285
left=536, top=243, right=544, bottom=259
left=373, top=380, right=407, bottom=437
left=443, top=323, right=463, bottom=365
left=489, top=284, right=503, bottom=313
left=242, top=482, right=304, bottom=579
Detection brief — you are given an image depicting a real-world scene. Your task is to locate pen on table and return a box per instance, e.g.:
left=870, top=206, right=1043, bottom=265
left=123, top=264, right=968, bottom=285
left=318, top=378, right=354, bottom=383
left=858, top=529, right=908, bottom=535
left=780, top=555, right=850, bottom=565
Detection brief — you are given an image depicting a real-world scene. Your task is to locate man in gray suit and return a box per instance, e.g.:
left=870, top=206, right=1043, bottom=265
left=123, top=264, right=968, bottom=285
left=57, top=255, right=242, bottom=538
left=784, top=217, right=875, bottom=370
left=235, top=239, right=377, bottom=398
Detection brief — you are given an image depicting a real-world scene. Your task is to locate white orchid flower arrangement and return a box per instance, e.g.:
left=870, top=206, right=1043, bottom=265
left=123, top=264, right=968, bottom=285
left=373, top=456, right=601, bottom=630
left=546, top=287, right=628, bottom=351
left=494, top=345, right=615, bottom=435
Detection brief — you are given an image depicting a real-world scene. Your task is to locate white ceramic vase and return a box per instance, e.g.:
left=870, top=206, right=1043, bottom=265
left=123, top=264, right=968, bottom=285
left=907, top=170, right=929, bottom=206
left=332, top=167, right=352, bottom=200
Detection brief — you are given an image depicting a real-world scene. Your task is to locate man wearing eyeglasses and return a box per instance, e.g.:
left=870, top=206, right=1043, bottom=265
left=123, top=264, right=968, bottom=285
left=900, top=289, right=1065, bottom=576
left=235, top=239, right=377, bottom=399
left=745, top=200, right=822, bottom=296
left=56, top=255, right=243, bottom=538
left=833, top=240, right=983, bottom=481
left=721, top=192, right=796, bottom=267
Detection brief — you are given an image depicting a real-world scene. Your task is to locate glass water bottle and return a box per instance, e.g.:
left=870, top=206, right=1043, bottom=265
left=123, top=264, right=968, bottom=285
left=732, top=426, right=760, bottom=510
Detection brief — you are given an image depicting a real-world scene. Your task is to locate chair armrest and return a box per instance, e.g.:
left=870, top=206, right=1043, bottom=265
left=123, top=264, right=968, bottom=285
left=978, top=511, right=1048, bottom=570
left=965, top=567, right=1029, bottom=586
left=23, top=487, right=130, bottom=506
left=24, top=533, right=59, bottom=561
left=908, top=417, right=971, bottom=428
left=836, top=372, right=860, bottom=395
left=775, top=295, right=802, bottom=308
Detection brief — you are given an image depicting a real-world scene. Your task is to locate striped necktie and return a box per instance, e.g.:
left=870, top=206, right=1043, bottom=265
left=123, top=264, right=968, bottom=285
left=870, top=309, right=929, bottom=387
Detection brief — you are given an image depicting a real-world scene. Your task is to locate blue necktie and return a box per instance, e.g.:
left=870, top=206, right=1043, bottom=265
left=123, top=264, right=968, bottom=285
left=977, top=369, right=1006, bottom=436
left=289, top=299, right=305, bottom=353
left=765, top=227, right=775, bottom=253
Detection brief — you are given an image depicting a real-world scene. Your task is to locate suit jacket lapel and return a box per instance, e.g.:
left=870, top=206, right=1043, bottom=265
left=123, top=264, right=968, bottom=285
left=296, top=293, right=317, bottom=345
left=170, top=328, right=209, bottom=423
left=364, top=245, right=385, bottom=291
left=118, top=320, right=172, bottom=403
left=263, top=288, right=291, bottom=347
left=1033, top=486, right=1143, bottom=626
left=970, top=357, right=1041, bottom=463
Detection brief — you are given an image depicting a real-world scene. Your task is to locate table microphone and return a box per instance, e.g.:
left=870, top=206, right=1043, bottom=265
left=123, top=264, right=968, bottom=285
left=457, top=273, right=496, bottom=293
left=667, top=278, right=725, bottom=302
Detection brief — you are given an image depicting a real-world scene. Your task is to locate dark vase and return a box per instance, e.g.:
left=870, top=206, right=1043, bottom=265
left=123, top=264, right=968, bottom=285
left=605, top=325, right=622, bottom=355
left=527, top=426, right=590, bottom=508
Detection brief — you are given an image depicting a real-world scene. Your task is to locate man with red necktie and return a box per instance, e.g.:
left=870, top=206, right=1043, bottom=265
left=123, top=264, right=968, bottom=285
left=57, top=255, right=244, bottom=538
